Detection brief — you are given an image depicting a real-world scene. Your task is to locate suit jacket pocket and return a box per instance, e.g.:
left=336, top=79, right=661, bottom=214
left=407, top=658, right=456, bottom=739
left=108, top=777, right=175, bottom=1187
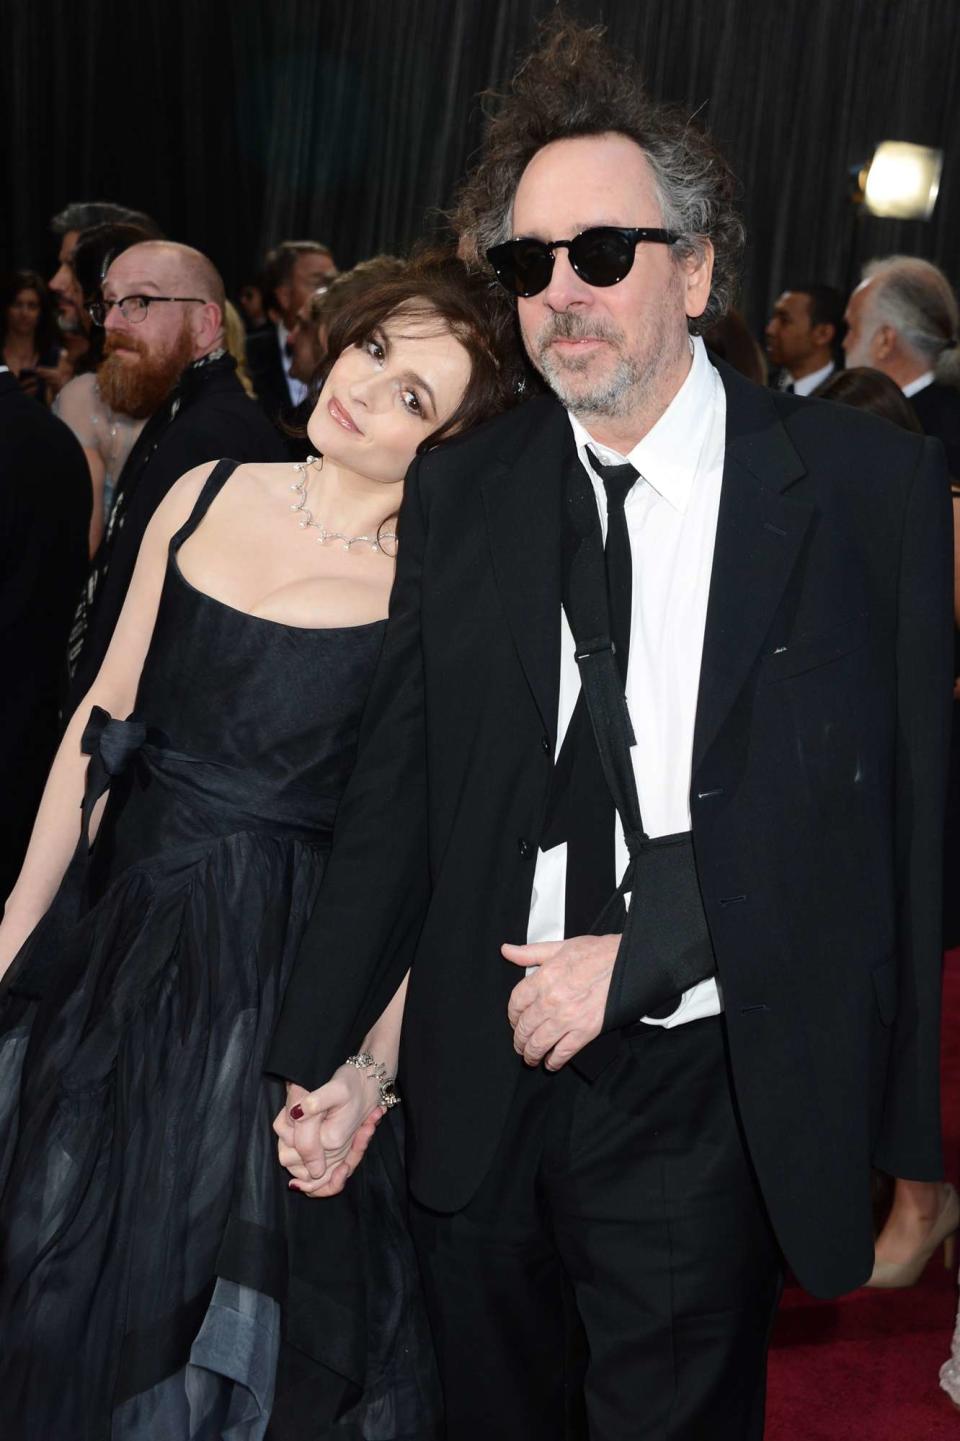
left=760, top=615, right=868, bottom=684
left=871, top=955, right=898, bottom=1027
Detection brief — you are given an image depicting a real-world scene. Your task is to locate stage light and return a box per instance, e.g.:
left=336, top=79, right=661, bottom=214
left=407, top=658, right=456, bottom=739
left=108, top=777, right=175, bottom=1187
left=861, top=142, right=943, bottom=220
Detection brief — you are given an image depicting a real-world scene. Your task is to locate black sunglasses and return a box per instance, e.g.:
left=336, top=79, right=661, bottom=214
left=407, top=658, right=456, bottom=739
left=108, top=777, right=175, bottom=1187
left=486, top=226, right=680, bottom=298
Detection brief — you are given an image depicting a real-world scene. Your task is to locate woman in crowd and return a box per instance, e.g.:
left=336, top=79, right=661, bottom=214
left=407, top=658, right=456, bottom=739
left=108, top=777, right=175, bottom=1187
left=53, top=221, right=156, bottom=553
left=0, top=252, right=523, bottom=1440
left=238, top=276, right=270, bottom=332
left=818, top=364, right=960, bottom=1295
left=0, top=269, right=64, bottom=404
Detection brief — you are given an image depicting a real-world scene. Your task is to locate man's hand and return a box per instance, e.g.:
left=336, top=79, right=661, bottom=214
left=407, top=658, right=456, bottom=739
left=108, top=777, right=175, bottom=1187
left=503, top=933, right=620, bottom=1070
left=273, top=1067, right=384, bottom=1198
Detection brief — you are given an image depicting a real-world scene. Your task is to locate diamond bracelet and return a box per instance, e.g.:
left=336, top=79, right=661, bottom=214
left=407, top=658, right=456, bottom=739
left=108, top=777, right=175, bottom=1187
left=345, top=1052, right=401, bottom=1109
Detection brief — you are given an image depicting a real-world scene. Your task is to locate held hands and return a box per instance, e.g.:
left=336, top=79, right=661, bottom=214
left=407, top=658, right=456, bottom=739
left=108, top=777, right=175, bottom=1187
left=503, top=932, right=621, bottom=1070
left=273, top=1065, right=385, bottom=1199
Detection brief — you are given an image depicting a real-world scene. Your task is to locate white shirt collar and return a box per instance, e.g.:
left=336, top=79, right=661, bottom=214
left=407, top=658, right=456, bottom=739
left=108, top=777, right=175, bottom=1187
left=902, top=370, right=935, bottom=398
left=786, top=359, right=834, bottom=397
left=0, top=365, right=9, bottom=374
left=567, top=336, right=718, bottom=514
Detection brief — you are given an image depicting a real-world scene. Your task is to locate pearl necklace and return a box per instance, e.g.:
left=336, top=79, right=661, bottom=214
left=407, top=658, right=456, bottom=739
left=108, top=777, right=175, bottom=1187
left=289, top=456, right=398, bottom=553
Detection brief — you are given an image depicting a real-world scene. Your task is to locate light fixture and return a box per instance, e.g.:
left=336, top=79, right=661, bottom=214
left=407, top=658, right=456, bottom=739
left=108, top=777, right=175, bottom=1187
left=860, top=141, right=943, bottom=220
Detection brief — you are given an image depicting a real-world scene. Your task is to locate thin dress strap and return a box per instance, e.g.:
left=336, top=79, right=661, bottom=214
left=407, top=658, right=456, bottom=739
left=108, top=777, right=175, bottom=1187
left=169, top=458, right=243, bottom=554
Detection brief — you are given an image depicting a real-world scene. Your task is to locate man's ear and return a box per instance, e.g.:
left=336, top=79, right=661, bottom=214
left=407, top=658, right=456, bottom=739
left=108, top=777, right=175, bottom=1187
left=682, top=239, right=715, bottom=322
left=274, top=281, right=292, bottom=319
left=811, top=321, right=836, bottom=350
left=873, top=324, right=896, bottom=361
left=192, top=302, right=223, bottom=352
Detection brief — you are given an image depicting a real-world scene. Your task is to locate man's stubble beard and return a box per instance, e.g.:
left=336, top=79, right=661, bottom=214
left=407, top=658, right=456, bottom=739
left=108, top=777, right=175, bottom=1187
left=97, top=324, right=196, bottom=419
left=526, top=280, right=689, bottom=424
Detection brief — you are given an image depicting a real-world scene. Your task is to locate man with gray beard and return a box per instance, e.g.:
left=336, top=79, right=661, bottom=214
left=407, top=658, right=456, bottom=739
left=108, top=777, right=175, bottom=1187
left=270, top=20, right=952, bottom=1439
left=68, top=240, right=285, bottom=702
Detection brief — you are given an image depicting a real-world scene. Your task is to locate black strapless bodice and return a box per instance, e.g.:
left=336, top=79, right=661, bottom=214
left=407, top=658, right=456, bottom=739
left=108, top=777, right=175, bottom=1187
left=91, top=466, right=385, bottom=886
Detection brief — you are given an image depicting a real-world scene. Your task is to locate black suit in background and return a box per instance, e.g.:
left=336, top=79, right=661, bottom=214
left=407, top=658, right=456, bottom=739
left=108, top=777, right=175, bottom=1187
left=245, top=326, right=313, bottom=460
left=911, top=378, right=960, bottom=480
left=0, top=372, right=91, bottom=903
left=246, top=325, right=293, bottom=425
left=269, top=363, right=952, bottom=1436
left=69, top=353, right=286, bottom=704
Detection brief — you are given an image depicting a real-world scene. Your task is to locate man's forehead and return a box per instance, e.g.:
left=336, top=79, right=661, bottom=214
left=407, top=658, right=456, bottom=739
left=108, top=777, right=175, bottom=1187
left=513, top=134, right=660, bottom=231
left=104, top=257, right=177, bottom=294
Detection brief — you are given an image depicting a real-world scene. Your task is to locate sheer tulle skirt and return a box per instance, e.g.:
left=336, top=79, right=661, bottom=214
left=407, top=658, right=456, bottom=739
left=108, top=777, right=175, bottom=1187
left=0, top=833, right=439, bottom=1440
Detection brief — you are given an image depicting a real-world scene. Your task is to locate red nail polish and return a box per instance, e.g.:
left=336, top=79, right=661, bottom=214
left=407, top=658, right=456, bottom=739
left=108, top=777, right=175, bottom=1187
left=289, top=1104, right=304, bottom=1121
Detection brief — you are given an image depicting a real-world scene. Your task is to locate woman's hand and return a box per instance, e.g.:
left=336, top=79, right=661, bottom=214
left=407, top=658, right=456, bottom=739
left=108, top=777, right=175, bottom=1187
left=273, top=1066, right=385, bottom=1198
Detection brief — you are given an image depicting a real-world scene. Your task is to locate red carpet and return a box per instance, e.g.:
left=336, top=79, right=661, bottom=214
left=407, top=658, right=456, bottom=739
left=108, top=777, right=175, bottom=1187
left=766, top=950, right=960, bottom=1439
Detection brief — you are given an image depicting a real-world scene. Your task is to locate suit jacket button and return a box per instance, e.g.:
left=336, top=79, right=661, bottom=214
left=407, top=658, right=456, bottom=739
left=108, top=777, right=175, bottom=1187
left=540, top=735, right=551, bottom=755
left=517, top=837, right=533, bottom=859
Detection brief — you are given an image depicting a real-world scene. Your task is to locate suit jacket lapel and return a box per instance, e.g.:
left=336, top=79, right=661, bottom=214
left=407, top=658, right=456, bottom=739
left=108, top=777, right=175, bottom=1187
left=481, top=397, right=567, bottom=747
left=693, top=363, right=813, bottom=774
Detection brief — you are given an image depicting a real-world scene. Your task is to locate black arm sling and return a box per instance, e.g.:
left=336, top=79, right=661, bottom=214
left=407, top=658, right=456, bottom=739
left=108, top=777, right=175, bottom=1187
left=560, top=458, right=718, bottom=1076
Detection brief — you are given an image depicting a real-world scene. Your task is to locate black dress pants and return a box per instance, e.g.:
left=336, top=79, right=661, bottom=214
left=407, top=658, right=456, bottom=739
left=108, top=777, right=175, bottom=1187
left=409, top=1017, right=783, bottom=1441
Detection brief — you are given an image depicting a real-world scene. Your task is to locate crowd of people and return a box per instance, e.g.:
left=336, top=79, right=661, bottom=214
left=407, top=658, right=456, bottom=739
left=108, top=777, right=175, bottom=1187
left=0, top=14, right=959, bottom=1439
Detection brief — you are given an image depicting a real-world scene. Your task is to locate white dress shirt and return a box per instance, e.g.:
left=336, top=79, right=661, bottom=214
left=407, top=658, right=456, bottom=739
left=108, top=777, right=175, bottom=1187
left=527, top=337, right=725, bottom=1029
left=277, top=322, right=309, bottom=407
left=782, top=359, right=834, bottom=397
left=902, top=371, right=935, bottom=398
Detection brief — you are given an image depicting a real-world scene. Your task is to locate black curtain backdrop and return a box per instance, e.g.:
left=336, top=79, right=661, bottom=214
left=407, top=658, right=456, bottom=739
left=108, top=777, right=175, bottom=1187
left=2, top=0, right=958, bottom=333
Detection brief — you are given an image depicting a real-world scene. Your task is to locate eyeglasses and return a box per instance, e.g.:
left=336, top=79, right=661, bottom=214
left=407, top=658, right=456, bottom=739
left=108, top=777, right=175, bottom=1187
left=85, top=294, right=206, bottom=326
left=486, top=227, right=680, bottom=299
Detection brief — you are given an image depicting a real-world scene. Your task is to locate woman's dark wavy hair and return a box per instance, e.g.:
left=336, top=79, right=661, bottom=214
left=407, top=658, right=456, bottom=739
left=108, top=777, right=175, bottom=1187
left=306, top=248, right=528, bottom=453
left=0, top=269, right=61, bottom=358
left=73, top=221, right=159, bottom=305
left=814, top=367, right=923, bottom=433
left=451, top=16, right=745, bottom=336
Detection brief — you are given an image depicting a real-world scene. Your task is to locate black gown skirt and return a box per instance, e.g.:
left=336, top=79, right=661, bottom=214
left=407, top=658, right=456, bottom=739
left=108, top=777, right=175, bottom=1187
left=0, top=460, right=440, bottom=1440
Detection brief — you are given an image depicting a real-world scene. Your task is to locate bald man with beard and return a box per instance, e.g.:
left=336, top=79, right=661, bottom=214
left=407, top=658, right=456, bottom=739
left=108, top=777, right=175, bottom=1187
left=69, top=241, right=286, bottom=701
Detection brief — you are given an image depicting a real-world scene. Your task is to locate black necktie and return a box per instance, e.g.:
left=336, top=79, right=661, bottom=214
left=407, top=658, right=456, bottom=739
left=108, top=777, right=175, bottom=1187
left=543, top=452, right=639, bottom=937
left=588, top=451, right=638, bottom=685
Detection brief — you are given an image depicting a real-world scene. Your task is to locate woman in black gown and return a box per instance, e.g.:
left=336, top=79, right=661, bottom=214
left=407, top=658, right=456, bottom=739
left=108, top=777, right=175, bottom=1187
left=0, top=255, right=522, bottom=1439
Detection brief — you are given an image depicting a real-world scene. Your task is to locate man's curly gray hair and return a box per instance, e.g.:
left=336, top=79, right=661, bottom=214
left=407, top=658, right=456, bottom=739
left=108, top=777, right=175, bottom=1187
left=451, top=18, right=744, bottom=336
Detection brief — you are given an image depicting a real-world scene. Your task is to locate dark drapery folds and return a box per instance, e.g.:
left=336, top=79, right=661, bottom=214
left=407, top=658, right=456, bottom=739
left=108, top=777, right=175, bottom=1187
left=1, top=0, right=958, bottom=331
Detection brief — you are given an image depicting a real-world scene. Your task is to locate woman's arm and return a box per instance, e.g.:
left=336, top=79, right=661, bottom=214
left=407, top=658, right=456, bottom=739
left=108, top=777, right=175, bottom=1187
left=0, top=463, right=214, bottom=973
left=273, top=973, right=409, bottom=1198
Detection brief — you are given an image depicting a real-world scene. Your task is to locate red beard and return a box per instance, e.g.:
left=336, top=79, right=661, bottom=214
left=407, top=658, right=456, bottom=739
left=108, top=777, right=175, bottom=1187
left=97, top=326, right=196, bottom=419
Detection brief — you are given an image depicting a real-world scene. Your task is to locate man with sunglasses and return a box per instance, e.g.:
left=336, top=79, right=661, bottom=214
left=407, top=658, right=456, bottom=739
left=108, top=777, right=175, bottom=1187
left=68, top=240, right=285, bottom=702
left=270, top=20, right=952, bottom=1440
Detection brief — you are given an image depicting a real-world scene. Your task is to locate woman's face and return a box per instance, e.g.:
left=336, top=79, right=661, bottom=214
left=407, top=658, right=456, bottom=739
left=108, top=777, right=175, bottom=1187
left=307, top=307, right=473, bottom=485
left=6, top=288, right=42, bottom=337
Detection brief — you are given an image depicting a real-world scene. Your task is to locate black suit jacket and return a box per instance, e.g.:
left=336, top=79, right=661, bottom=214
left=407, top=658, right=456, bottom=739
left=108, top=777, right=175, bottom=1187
left=268, top=362, right=953, bottom=1298
left=70, top=355, right=287, bottom=702
left=246, top=326, right=294, bottom=424
left=910, top=380, right=960, bottom=481
left=0, top=372, right=91, bottom=901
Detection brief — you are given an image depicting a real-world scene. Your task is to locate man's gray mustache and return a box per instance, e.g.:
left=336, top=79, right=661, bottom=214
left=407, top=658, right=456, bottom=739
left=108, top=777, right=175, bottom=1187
left=538, top=316, right=623, bottom=345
